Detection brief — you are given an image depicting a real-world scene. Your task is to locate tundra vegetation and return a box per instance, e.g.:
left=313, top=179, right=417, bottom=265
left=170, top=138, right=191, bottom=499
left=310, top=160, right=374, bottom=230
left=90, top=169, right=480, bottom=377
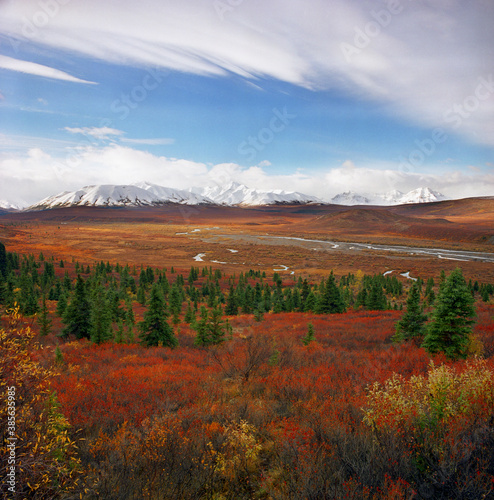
left=1, top=242, right=494, bottom=499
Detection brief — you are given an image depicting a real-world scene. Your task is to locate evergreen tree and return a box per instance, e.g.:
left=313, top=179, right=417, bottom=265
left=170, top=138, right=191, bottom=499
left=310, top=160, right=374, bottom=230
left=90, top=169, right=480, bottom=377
left=304, top=290, right=317, bottom=312
left=422, top=268, right=476, bottom=360
left=0, top=274, right=7, bottom=305
left=317, top=272, right=346, bottom=314
left=124, top=295, right=135, bottom=327
left=194, top=305, right=227, bottom=346
left=138, top=283, right=177, bottom=347
left=62, top=275, right=92, bottom=339
left=393, top=281, right=428, bottom=342
left=63, top=271, right=72, bottom=291
left=367, top=280, right=387, bottom=310
left=184, top=301, right=195, bottom=324
left=54, top=345, right=64, bottom=365
left=56, top=291, right=68, bottom=317
left=225, top=285, right=238, bottom=315
left=38, top=295, right=52, bottom=336
left=90, top=287, right=112, bottom=344
left=302, top=322, right=316, bottom=346
left=19, top=272, right=39, bottom=316
left=207, top=304, right=226, bottom=345
left=194, top=306, right=209, bottom=346
left=169, top=284, right=182, bottom=320
left=114, top=320, right=125, bottom=344
left=481, top=285, right=490, bottom=303
left=137, top=284, right=147, bottom=305
left=0, top=242, right=8, bottom=278
left=253, top=307, right=264, bottom=322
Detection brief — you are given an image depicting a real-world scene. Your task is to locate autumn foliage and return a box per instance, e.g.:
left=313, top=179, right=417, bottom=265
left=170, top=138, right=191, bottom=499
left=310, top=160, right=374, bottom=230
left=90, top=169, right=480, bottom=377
left=1, top=245, right=494, bottom=498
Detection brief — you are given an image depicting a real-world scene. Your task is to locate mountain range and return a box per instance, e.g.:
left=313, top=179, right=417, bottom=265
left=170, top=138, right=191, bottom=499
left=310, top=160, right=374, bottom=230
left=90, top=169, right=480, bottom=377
left=26, top=182, right=320, bottom=210
left=330, top=187, right=447, bottom=206
left=23, top=183, right=448, bottom=210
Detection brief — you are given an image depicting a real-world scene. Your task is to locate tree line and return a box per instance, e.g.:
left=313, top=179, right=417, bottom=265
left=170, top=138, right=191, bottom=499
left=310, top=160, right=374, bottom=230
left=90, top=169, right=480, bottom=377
left=0, top=241, right=490, bottom=356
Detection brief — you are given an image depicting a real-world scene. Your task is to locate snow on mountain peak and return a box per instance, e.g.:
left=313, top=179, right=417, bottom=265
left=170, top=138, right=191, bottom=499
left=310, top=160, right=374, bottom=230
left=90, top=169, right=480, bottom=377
left=331, top=191, right=373, bottom=205
left=330, top=187, right=447, bottom=206
left=27, top=182, right=320, bottom=210
left=0, top=200, right=21, bottom=210
left=398, top=187, right=446, bottom=204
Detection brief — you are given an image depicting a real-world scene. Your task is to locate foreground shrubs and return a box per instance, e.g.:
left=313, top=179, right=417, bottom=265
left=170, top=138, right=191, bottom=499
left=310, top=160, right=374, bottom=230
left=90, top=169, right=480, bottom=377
left=363, top=359, right=494, bottom=498
left=0, top=306, right=83, bottom=499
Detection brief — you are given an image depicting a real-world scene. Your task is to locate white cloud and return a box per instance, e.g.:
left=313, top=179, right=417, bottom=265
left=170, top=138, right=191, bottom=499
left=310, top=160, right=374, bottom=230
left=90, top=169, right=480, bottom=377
left=63, top=128, right=175, bottom=147
left=0, top=55, right=97, bottom=84
left=2, top=1, right=493, bottom=145
left=121, top=138, right=175, bottom=146
left=0, top=145, right=492, bottom=207
left=64, top=126, right=124, bottom=140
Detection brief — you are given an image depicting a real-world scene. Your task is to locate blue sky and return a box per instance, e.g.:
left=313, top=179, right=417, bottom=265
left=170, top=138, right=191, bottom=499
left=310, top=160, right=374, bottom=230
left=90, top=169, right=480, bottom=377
left=0, top=0, right=493, bottom=206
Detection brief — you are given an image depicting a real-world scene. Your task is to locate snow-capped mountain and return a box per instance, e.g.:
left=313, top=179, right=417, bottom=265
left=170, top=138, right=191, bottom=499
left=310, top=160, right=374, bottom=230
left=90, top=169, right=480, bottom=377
left=28, top=184, right=211, bottom=210
left=133, top=182, right=210, bottom=205
left=331, top=187, right=447, bottom=206
left=396, top=187, right=446, bottom=204
left=330, top=191, right=373, bottom=206
left=198, top=182, right=320, bottom=206
left=0, top=200, right=21, bottom=210
left=27, top=182, right=320, bottom=210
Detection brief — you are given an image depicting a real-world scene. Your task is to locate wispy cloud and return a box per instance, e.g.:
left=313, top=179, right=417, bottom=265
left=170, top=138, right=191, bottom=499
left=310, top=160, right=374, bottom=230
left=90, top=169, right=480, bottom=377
left=121, top=138, right=175, bottom=146
left=2, top=1, right=493, bottom=145
left=63, top=127, right=175, bottom=146
left=64, top=126, right=123, bottom=140
left=0, top=55, right=97, bottom=84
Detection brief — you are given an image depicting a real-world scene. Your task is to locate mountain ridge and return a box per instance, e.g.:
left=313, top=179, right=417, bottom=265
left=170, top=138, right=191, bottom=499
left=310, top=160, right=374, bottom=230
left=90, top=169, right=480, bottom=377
left=24, top=183, right=454, bottom=211
left=27, top=182, right=321, bottom=210
left=330, top=187, right=447, bottom=206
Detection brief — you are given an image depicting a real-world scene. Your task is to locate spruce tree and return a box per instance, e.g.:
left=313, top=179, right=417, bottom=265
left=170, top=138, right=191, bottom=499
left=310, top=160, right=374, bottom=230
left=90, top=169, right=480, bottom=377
left=393, top=281, right=427, bottom=342
left=367, top=280, right=387, bottom=310
left=20, top=276, right=39, bottom=316
left=304, top=291, right=317, bottom=312
left=302, top=323, right=316, bottom=346
left=90, top=287, right=112, bottom=344
left=184, top=301, right=195, bottom=324
left=137, top=284, right=147, bottom=305
left=124, top=296, right=135, bottom=327
left=225, top=285, right=238, bottom=315
left=138, top=283, right=177, bottom=347
left=207, top=304, right=226, bottom=345
left=38, top=294, right=52, bottom=336
left=114, top=320, right=125, bottom=344
left=62, top=275, right=92, bottom=339
left=0, top=241, right=7, bottom=277
left=56, top=291, right=68, bottom=317
left=422, top=268, right=476, bottom=359
left=194, top=306, right=209, bottom=346
left=317, top=272, right=346, bottom=314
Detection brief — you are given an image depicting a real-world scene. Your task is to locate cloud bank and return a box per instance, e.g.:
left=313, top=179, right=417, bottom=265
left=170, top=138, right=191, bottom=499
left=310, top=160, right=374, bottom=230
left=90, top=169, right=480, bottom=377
left=1, top=145, right=492, bottom=207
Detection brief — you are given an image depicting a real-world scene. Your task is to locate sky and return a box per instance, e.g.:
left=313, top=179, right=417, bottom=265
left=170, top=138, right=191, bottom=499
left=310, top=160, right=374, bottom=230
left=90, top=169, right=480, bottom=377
left=0, top=0, right=493, bottom=207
